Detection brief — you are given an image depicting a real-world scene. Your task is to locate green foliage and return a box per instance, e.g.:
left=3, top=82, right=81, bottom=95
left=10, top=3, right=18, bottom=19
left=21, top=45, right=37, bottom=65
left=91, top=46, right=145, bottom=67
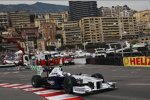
left=0, top=46, right=6, bottom=52
left=46, top=45, right=56, bottom=51
left=59, top=45, right=75, bottom=50
left=0, top=26, right=6, bottom=32
left=58, top=42, right=107, bottom=51
left=55, top=34, right=63, bottom=45
left=130, top=40, right=139, bottom=44
left=86, top=42, right=106, bottom=49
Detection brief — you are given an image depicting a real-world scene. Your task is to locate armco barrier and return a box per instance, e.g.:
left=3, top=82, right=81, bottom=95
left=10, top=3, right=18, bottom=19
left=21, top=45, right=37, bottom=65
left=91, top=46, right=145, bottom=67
left=74, top=58, right=86, bottom=64
left=86, top=57, right=123, bottom=66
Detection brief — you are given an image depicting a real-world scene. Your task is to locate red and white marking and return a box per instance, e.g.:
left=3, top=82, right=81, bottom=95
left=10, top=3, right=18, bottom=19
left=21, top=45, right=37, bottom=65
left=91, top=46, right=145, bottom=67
left=0, top=83, right=84, bottom=100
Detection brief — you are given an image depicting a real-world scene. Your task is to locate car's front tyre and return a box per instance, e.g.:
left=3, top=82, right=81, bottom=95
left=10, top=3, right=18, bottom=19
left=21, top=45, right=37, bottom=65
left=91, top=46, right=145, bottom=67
left=31, top=75, right=42, bottom=88
left=63, top=76, right=77, bottom=94
left=91, top=73, right=105, bottom=83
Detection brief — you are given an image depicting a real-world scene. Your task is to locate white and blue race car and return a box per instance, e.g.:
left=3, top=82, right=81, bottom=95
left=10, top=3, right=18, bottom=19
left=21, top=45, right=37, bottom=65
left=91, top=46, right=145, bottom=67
left=31, top=66, right=116, bottom=94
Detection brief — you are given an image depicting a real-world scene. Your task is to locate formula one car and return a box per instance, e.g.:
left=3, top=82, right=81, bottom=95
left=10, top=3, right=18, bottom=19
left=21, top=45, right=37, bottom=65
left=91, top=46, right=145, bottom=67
left=31, top=66, right=116, bottom=94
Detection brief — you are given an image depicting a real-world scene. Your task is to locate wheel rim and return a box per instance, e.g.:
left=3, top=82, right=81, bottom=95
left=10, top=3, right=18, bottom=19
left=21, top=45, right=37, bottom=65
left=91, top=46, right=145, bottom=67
left=32, top=80, right=35, bottom=85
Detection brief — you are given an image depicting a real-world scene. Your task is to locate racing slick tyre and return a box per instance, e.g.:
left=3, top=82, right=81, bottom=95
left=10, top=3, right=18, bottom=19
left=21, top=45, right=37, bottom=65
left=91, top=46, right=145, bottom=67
left=31, top=75, right=43, bottom=88
left=63, top=76, right=77, bottom=94
left=91, top=73, right=105, bottom=83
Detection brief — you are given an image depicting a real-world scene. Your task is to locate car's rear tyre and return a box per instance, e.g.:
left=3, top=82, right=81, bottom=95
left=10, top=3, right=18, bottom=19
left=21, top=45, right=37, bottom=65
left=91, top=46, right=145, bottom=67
left=31, top=75, right=42, bottom=88
left=63, top=76, right=76, bottom=94
left=91, top=73, right=105, bottom=83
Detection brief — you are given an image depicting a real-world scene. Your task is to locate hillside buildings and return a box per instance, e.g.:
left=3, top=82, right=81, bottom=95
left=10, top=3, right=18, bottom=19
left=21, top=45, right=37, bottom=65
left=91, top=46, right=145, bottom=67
left=40, top=22, right=56, bottom=46
left=0, top=2, right=149, bottom=51
left=0, top=12, right=9, bottom=27
left=35, top=11, right=69, bottom=29
left=99, top=5, right=135, bottom=17
left=133, top=10, right=150, bottom=34
left=62, top=21, right=81, bottom=45
left=9, top=11, right=30, bottom=28
left=19, top=26, right=39, bottom=52
left=79, top=17, right=137, bottom=43
left=45, top=11, right=69, bottom=29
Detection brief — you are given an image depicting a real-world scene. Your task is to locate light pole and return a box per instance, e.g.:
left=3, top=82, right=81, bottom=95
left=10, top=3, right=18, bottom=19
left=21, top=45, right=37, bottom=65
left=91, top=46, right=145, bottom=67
left=119, top=20, right=124, bottom=57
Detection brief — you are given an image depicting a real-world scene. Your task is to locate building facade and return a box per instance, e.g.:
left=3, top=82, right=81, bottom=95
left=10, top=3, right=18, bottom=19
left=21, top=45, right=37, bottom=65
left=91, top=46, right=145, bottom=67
left=99, top=5, right=135, bottom=17
left=35, top=18, right=46, bottom=29
left=40, top=22, right=56, bottom=46
left=99, top=7, right=112, bottom=17
left=0, top=12, right=9, bottom=27
left=79, top=17, right=138, bottom=43
left=20, top=26, right=39, bottom=52
left=35, top=12, right=69, bottom=29
left=134, top=10, right=150, bottom=34
left=79, top=17, right=102, bottom=43
left=69, top=1, right=99, bottom=21
left=9, top=11, right=30, bottom=29
left=62, top=21, right=81, bottom=45
left=45, top=11, right=69, bottom=29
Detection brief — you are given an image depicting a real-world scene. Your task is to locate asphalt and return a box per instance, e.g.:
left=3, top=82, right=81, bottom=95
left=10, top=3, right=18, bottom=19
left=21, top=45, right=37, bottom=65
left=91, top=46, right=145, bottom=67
left=0, top=64, right=150, bottom=100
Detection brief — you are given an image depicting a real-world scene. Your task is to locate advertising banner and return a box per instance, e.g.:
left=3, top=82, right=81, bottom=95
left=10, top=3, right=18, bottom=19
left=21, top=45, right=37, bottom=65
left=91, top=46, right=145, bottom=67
left=123, top=56, right=150, bottom=67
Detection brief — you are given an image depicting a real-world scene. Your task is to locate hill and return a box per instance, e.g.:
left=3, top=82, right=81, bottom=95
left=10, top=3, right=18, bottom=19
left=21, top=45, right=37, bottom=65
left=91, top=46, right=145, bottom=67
left=0, top=2, right=69, bottom=13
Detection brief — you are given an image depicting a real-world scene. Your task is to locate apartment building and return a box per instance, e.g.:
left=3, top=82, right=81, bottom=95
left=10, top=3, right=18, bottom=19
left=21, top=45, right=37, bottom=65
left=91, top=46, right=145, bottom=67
left=40, top=22, right=56, bottom=46
left=9, top=11, right=30, bottom=29
left=35, top=12, right=69, bottom=29
left=79, top=17, right=138, bottom=43
left=0, top=12, right=9, bottom=27
left=45, top=11, right=69, bottom=29
left=62, top=21, right=81, bottom=45
left=69, top=1, right=99, bottom=21
left=35, top=18, right=46, bottom=29
left=37, top=39, right=45, bottom=51
left=134, top=10, right=150, bottom=34
left=79, top=17, right=102, bottom=43
left=20, top=26, right=39, bottom=51
left=99, top=7, right=112, bottom=17
left=99, top=5, right=135, bottom=17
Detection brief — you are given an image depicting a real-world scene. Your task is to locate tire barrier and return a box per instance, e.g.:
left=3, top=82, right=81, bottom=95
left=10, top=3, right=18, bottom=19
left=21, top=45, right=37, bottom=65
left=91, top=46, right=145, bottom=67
left=86, top=57, right=123, bottom=66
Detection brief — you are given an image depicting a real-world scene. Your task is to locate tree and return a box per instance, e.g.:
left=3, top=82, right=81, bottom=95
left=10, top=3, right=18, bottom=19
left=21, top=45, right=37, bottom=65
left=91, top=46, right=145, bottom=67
left=46, top=45, right=56, bottom=51
left=0, top=26, right=6, bottom=32
left=55, top=34, right=63, bottom=45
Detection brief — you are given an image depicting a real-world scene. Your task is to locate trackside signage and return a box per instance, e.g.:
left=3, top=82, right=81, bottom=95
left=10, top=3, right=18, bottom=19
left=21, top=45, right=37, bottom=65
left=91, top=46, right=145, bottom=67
left=123, top=56, right=150, bottom=67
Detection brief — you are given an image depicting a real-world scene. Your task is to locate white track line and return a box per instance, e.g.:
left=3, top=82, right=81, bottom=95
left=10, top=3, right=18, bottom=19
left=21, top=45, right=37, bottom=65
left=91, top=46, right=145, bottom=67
left=23, top=87, right=46, bottom=91
left=12, top=85, right=32, bottom=89
left=2, top=84, right=22, bottom=87
left=46, top=94, right=79, bottom=100
left=34, top=89, right=63, bottom=94
left=128, top=83, right=150, bottom=86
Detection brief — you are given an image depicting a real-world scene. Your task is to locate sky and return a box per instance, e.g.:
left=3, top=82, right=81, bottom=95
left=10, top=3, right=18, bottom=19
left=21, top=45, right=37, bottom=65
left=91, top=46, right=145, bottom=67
left=0, top=0, right=150, bottom=11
